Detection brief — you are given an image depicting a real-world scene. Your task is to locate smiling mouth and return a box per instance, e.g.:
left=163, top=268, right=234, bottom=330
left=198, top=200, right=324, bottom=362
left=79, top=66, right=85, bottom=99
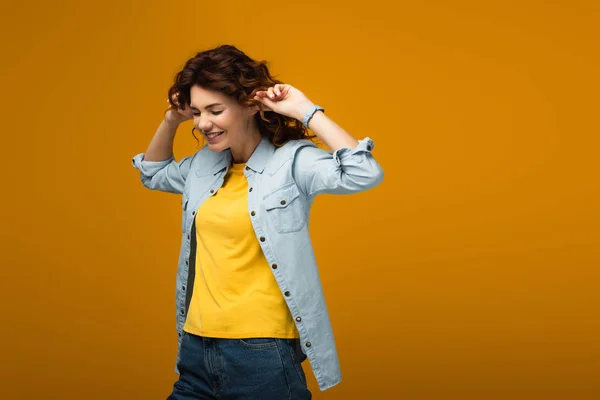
left=205, top=131, right=224, bottom=139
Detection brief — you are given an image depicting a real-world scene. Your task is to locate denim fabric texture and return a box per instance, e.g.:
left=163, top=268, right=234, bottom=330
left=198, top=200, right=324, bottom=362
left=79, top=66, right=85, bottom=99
left=132, top=136, right=384, bottom=391
left=166, top=332, right=311, bottom=399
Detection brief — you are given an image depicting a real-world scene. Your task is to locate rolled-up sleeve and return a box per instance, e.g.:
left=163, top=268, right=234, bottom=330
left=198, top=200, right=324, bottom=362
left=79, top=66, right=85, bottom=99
left=292, top=137, right=384, bottom=197
left=131, top=153, right=193, bottom=194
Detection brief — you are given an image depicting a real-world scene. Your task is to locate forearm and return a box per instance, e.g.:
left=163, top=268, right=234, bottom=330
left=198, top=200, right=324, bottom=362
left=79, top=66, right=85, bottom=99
left=144, top=119, right=180, bottom=161
left=294, top=103, right=359, bottom=152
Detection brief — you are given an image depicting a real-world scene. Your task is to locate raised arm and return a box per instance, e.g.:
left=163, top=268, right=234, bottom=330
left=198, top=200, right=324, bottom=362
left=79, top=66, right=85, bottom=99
left=255, top=84, right=384, bottom=197
left=131, top=102, right=194, bottom=194
left=292, top=137, right=383, bottom=197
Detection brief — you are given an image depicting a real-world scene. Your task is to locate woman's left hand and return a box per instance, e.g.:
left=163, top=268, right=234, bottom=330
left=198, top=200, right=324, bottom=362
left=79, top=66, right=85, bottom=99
left=254, top=84, right=314, bottom=121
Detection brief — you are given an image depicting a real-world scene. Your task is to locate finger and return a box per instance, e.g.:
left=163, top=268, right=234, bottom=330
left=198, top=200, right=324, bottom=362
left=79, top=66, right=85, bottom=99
left=255, top=94, right=270, bottom=102
left=267, top=87, right=276, bottom=99
left=272, top=86, right=284, bottom=99
left=274, top=84, right=282, bottom=96
left=255, top=94, right=274, bottom=106
left=280, top=85, right=291, bottom=98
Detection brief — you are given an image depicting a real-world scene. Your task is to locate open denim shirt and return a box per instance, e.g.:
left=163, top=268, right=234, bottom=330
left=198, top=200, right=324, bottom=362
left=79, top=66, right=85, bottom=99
left=131, top=136, right=384, bottom=391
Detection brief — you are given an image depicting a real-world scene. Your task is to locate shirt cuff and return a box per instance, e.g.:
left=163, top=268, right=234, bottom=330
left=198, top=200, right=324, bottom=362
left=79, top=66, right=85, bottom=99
left=131, top=153, right=175, bottom=175
left=332, top=137, right=374, bottom=166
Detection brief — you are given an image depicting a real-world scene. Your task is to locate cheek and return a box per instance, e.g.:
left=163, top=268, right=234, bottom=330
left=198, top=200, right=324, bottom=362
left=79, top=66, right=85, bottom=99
left=218, top=113, right=240, bottom=132
left=215, top=113, right=232, bottom=128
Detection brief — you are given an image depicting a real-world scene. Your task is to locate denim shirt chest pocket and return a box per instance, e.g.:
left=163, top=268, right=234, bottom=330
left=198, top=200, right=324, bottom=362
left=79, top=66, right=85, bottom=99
left=262, top=183, right=307, bottom=233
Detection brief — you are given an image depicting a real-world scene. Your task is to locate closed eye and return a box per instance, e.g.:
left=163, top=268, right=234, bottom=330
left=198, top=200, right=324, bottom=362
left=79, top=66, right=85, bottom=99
left=193, top=111, right=223, bottom=116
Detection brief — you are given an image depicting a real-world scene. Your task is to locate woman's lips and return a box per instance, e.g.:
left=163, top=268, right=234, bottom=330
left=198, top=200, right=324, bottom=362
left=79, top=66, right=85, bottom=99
left=205, top=131, right=224, bottom=142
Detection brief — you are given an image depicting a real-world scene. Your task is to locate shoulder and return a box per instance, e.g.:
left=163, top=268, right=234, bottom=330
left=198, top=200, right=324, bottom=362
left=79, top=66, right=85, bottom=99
left=265, top=139, right=318, bottom=174
left=275, top=139, right=318, bottom=159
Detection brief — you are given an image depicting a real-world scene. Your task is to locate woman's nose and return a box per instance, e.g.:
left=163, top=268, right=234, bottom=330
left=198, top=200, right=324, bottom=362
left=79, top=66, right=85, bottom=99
left=197, top=116, right=212, bottom=132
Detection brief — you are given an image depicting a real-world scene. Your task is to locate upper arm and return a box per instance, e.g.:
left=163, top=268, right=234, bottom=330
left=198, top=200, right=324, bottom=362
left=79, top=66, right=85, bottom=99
left=131, top=153, right=194, bottom=194
left=291, top=137, right=384, bottom=197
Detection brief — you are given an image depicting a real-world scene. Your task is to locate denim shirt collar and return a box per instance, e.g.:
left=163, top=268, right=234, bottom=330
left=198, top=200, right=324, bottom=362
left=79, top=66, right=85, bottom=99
left=245, top=137, right=275, bottom=173
left=203, top=137, right=275, bottom=175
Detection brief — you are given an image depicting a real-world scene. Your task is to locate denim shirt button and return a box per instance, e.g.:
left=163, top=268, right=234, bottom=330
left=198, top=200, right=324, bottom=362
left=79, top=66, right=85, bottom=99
left=280, top=200, right=286, bottom=205
left=260, top=236, right=265, bottom=242
left=251, top=211, right=256, bottom=216
left=180, top=309, right=184, bottom=315
left=249, top=187, right=253, bottom=192
left=271, top=264, right=278, bottom=269
left=305, top=342, right=312, bottom=348
left=367, top=145, right=372, bottom=151
left=210, top=189, right=214, bottom=194
left=295, top=316, right=301, bottom=322
left=284, top=291, right=290, bottom=297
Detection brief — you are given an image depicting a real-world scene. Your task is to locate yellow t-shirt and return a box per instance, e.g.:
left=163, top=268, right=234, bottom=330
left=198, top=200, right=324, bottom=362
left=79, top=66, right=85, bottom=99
left=183, top=162, right=299, bottom=338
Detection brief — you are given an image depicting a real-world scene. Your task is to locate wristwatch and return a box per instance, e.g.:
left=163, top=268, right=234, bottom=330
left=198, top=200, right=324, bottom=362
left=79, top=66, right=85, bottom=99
left=302, top=105, right=325, bottom=128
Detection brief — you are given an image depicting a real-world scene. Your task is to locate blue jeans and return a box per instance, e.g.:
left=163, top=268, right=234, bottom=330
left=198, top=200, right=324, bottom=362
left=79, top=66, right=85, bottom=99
left=167, top=331, right=312, bottom=399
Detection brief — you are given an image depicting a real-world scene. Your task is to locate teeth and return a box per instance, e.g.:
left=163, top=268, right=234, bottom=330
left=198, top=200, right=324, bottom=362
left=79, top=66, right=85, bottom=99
left=207, top=131, right=223, bottom=138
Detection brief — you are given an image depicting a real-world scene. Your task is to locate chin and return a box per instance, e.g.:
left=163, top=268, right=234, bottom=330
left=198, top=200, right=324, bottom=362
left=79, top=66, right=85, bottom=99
left=206, top=141, right=229, bottom=152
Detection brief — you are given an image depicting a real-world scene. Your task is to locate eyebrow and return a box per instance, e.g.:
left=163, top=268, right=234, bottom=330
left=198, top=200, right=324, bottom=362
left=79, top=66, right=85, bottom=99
left=189, top=103, right=223, bottom=110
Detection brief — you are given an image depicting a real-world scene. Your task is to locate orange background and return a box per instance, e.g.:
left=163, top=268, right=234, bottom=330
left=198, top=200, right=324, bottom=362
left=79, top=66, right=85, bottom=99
left=1, top=1, right=599, bottom=399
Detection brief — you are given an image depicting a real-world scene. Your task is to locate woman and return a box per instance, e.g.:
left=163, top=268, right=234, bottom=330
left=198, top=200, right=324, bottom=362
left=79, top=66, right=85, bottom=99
left=132, top=44, right=384, bottom=399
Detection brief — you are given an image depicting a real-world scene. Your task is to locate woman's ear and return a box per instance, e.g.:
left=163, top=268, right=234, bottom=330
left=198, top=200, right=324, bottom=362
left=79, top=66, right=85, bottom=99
left=247, top=103, right=260, bottom=116
left=247, top=102, right=272, bottom=116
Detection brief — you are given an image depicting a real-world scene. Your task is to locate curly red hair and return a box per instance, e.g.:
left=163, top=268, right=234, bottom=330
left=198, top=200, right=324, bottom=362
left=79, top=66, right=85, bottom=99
left=166, top=44, right=316, bottom=147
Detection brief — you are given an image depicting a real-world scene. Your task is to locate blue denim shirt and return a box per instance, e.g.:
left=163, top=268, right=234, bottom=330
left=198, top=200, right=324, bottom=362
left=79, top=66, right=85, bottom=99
left=131, top=136, right=384, bottom=391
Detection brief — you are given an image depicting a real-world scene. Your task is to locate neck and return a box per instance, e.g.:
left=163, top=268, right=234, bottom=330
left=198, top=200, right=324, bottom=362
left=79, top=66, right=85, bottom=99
left=229, top=120, right=263, bottom=163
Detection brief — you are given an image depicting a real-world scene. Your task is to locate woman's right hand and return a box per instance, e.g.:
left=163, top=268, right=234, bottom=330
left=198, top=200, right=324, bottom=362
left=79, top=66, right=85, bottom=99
left=164, top=93, right=194, bottom=124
